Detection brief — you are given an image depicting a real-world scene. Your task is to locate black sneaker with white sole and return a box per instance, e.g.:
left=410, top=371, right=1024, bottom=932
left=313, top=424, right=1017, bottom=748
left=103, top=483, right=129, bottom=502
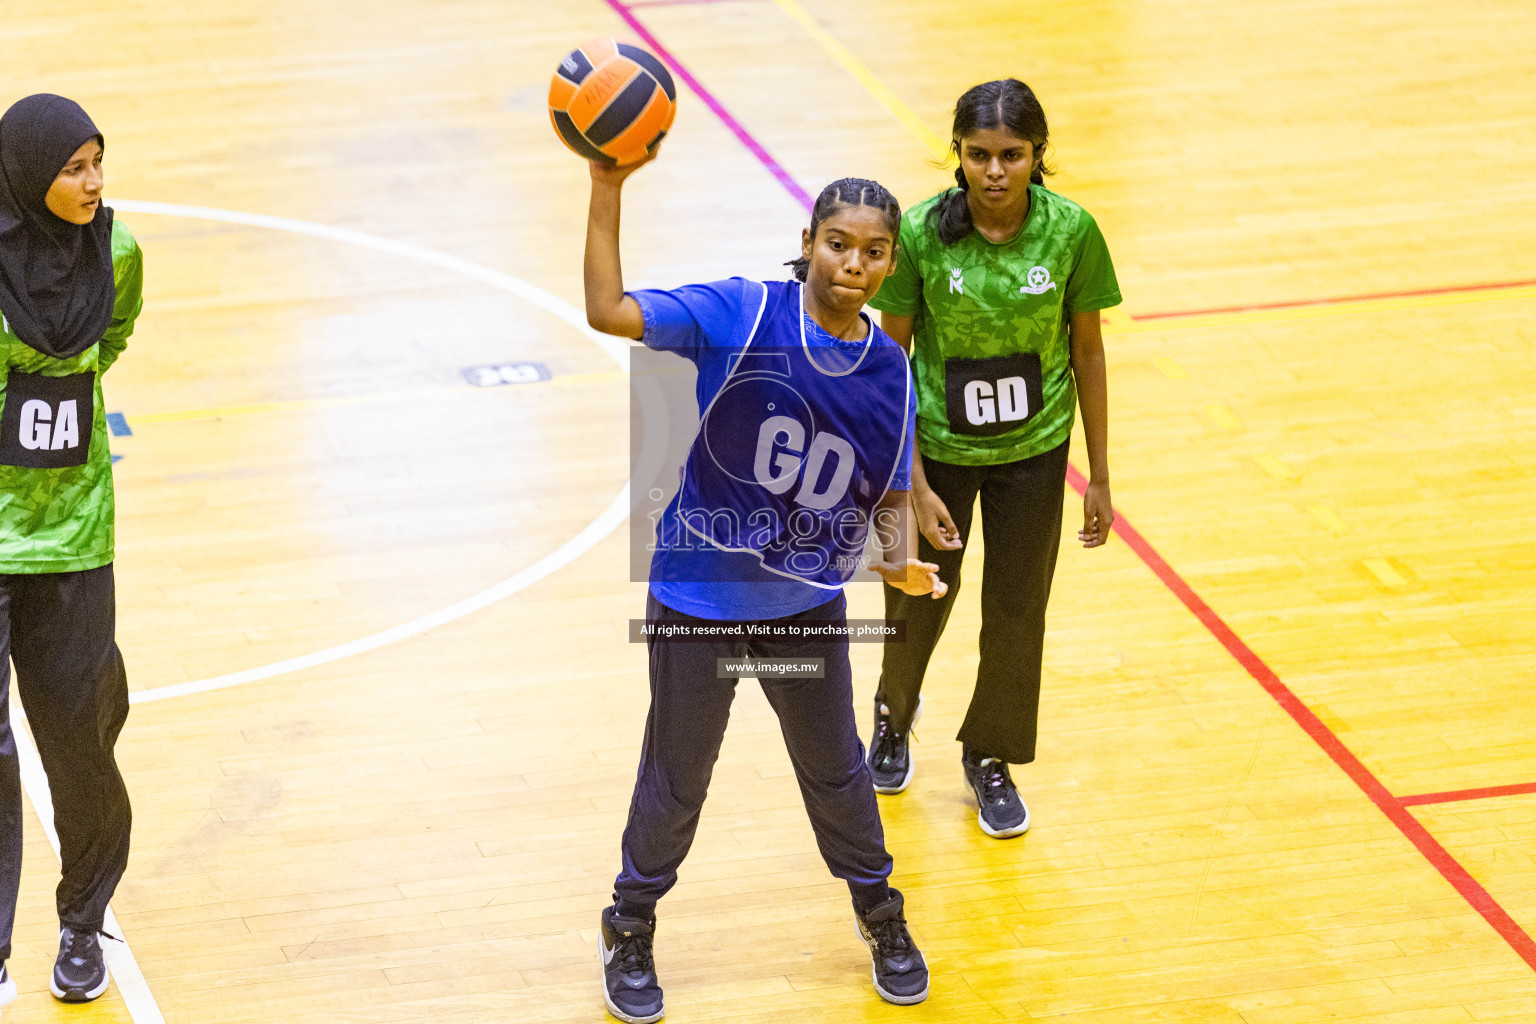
left=961, top=748, right=1031, bottom=838
left=854, top=888, right=929, bottom=1005
left=867, top=696, right=922, bottom=794
left=598, top=905, right=664, bottom=1024
left=0, top=961, right=16, bottom=1009
left=51, top=926, right=111, bottom=1002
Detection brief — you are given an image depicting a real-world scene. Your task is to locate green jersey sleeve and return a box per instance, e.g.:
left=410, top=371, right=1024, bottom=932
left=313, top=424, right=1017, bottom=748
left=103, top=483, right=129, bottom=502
left=1063, top=210, right=1120, bottom=315
left=868, top=211, right=923, bottom=317
left=98, top=218, right=143, bottom=375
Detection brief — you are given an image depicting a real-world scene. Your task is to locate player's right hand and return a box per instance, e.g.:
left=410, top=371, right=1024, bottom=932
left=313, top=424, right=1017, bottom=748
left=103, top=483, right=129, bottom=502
left=913, top=486, right=963, bottom=551
left=589, top=145, right=662, bottom=186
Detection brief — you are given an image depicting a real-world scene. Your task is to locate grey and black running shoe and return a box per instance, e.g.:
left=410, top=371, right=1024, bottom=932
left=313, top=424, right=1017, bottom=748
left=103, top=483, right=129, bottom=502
left=962, top=748, right=1031, bottom=838
left=854, top=888, right=929, bottom=1005
left=867, top=697, right=922, bottom=794
left=51, top=927, right=111, bottom=1003
left=598, top=905, right=664, bottom=1023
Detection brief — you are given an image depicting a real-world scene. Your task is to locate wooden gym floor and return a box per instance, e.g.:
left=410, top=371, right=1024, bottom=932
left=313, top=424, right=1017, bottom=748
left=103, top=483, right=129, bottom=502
left=4, top=0, right=1536, bottom=1021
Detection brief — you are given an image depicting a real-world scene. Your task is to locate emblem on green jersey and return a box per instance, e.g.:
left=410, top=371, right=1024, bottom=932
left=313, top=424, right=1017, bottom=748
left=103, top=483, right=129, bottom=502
left=1020, top=265, right=1056, bottom=295
left=948, top=268, right=964, bottom=295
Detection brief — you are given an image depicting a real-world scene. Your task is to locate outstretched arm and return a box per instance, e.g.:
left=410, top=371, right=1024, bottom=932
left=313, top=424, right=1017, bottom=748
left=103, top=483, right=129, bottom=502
left=583, top=158, right=655, bottom=339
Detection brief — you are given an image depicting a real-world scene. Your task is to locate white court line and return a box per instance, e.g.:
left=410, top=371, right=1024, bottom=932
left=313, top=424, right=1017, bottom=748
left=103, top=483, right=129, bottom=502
left=11, top=700, right=165, bottom=1024
left=10, top=202, right=634, bottom=1022
left=107, top=200, right=635, bottom=705
left=131, top=484, right=630, bottom=704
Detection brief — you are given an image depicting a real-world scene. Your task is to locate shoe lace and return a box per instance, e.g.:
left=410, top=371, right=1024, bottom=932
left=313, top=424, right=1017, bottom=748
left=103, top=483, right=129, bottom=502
left=871, top=709, right=897, bottom=765
left=871, top=704, right=915, bottom=768
left=868, top=912, right=916, bottom=958
left=613, top=930, right=654, bottom=975
left=62, top=929, right=102, bottom=965
left=976, top=757, right=1015, bottom=805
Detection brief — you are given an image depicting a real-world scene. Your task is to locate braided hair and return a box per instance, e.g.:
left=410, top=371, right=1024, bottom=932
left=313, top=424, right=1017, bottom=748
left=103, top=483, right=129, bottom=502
left=786, top=177, right=901, bottom=281
left=932, top=79, right=1053, bottom=246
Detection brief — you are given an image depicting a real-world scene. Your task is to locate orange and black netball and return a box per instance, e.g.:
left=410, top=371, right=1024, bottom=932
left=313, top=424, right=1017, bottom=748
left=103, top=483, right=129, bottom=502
left=548, top=38, right=677, bottom=167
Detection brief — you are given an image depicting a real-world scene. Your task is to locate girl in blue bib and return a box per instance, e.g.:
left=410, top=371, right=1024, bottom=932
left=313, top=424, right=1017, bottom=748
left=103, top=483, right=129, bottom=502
left=583, top=150, right=943, bottom=1022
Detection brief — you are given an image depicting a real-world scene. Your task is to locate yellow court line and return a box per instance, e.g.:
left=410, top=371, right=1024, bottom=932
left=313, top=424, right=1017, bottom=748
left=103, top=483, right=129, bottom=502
left=767, top=0, right=950, bottom=161
left=127, top=370, right=625, bottom=426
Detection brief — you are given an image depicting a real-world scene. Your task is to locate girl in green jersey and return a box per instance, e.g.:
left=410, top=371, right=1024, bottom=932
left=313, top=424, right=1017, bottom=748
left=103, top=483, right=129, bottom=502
left=0, top=94, right=143, bottom=1006
left=864, top=79, right=1121, bottom=838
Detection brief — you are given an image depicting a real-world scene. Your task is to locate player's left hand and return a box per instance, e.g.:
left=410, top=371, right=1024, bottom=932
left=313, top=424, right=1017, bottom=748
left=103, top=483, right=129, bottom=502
left=872, top=558, right=947, bottom=599
left=1080, top=479, right=1114, bottom=548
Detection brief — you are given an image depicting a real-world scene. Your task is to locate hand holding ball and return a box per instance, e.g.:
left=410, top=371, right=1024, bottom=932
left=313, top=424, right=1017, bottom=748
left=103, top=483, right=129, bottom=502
left=549, top=39, right=677, bottom=167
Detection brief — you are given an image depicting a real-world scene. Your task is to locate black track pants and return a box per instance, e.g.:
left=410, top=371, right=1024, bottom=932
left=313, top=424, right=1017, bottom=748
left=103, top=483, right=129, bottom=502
left=877, top=440, right=1069, bottom=764
left=614, top=592, right=892, bottom=907
left=0, top=563, right=131, bottom=961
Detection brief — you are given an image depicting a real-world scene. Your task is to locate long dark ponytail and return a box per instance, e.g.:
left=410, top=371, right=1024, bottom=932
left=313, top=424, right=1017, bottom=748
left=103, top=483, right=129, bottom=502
left=932, top=79, right=1052, bottom=246
left=785, top=177, right=901, bottom=281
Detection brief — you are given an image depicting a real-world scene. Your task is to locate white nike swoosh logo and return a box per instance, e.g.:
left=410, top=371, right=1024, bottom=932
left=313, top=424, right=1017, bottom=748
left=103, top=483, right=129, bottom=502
left=600, top=938, right=617, bottom=966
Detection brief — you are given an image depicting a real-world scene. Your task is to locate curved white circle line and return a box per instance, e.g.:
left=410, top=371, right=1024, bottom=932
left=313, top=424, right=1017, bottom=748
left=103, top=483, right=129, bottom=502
left=112, top=199, right=631, bottom=706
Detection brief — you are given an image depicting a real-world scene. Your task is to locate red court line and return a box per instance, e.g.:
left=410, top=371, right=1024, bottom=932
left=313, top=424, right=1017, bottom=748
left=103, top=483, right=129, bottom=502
left=1133, top=277, right=1536, bottom=321
left=613, top=2, right=1536, bottom=972
left=1064, top=465, right=1536, bottom=971
left=1401, top=781, right=1536, bottom=807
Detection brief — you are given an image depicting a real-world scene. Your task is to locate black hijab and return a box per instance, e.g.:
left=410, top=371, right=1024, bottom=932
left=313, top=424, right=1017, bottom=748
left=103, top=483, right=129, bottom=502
left=0, top=94, right=116, bottom=360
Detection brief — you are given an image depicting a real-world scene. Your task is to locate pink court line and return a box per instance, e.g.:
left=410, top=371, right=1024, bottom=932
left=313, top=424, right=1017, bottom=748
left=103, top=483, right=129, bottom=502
left=1133, top=277, right=1536, bottom=321
left=607, top=0, right=1536, bottom=973
left=628, top=0, right=762, bottom=7
left=1400, top=781, right=1536, bottom=807
left=603, top=0, right=814, bottom=211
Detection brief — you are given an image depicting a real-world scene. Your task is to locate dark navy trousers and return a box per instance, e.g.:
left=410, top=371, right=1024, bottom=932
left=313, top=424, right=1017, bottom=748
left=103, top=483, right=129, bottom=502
left=614, top=592, right=892, bottom=907
left=0, top=564, right=131, bottom=961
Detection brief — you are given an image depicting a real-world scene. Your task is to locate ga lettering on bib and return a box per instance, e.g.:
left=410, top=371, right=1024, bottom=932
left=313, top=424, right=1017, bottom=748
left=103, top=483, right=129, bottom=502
left=0, top=370, right=95, bottom=468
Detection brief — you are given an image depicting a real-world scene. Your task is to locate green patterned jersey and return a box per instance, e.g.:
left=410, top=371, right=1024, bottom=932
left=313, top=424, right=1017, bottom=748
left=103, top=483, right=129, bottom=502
left=0, top=217, right=143, bottom=573
left=869, top=185, right=1120, bottom=465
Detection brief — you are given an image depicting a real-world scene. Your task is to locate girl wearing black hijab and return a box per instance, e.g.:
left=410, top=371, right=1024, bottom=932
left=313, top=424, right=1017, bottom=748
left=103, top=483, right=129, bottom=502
left=0, top=93, right=143, bottom=1008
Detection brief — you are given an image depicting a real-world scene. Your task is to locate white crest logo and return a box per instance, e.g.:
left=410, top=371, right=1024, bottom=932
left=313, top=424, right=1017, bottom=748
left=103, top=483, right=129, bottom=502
left=1020, top=265, right=1056, bottom=295
left=949, top=268, right=964, bottom=295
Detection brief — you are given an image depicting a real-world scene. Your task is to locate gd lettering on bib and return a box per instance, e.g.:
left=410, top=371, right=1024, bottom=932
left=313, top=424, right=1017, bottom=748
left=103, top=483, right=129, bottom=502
left=0, top=370, right=95, bottom=468
left=943, top=353, right=1043, bottom=437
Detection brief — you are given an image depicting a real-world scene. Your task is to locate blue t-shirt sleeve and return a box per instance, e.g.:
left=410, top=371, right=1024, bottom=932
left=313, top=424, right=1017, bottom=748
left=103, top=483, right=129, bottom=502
left=889, top=371, right=917, bottom=492
left=629, top=277, right=764, bottom=362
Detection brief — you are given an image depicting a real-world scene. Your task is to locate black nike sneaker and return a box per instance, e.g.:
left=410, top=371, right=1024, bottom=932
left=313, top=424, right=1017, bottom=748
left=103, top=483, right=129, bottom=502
left=854, top=888, right=929, bottom=1005
left=598, top=905, right=663, bottom=1023
left=867, top=696, right=922, bottom=794
left=51, top=926, right=111, bottom=1002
